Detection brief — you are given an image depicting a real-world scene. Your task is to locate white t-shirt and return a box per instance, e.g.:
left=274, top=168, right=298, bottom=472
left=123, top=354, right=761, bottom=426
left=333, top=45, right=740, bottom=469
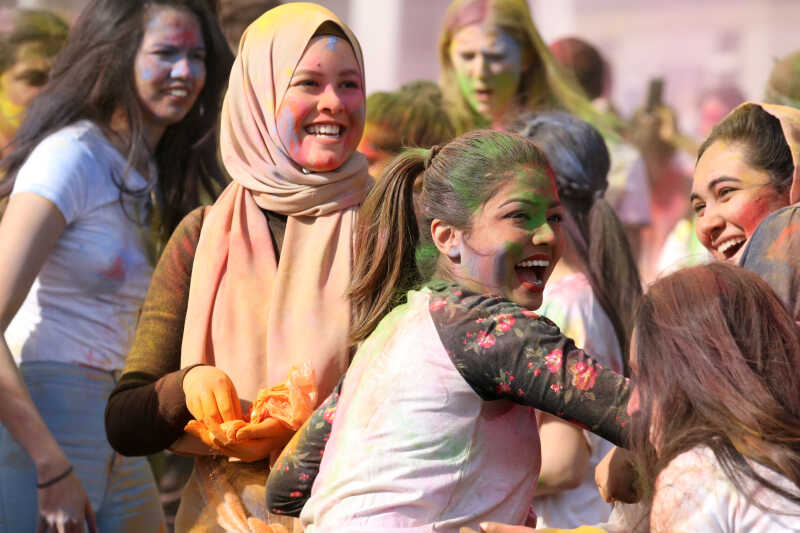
left=5, top=120, right=154, bottom=371
left=651, top=446, right=800, bottom=532
left=535, top=273, right=623, bottom=528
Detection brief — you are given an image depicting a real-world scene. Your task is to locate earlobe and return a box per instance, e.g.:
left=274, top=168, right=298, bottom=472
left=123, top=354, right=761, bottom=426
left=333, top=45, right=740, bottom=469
left=430, top=218, right=462, bottom=262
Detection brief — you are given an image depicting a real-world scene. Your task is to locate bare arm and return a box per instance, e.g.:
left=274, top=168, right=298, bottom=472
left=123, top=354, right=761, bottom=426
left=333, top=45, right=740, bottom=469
left=0, top=192, right=97, bottom=532
left=534, top=413, right=591, bottom=496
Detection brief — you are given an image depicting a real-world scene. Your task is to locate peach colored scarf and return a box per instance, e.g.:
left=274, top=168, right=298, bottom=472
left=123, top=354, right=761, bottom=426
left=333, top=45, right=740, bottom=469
left=181, top=3, right=371, bottom=403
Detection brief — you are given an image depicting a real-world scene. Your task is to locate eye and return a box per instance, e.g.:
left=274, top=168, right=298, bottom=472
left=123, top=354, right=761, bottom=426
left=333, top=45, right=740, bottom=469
left=547, top=213, right=563, bottom=224
left=717, top=186, right=736, bottom=199
left=485, top=53, right=506, bottom=62
left=505, top=211, right=530, bottom=222
left=459, top=52, right=476, bottom=62
left=16, top=70, right=48, bottom=86
left=339, top=79, right=360, bottom=89
left=294, top=78, right=318, bottom=87
left=191, top=49, right=207, bottom=61
left=692, top=201, right=705, bottom=216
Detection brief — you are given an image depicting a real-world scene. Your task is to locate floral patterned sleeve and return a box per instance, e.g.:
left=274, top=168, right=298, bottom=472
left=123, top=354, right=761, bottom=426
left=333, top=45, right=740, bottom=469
left=428, top=282, right=631, bottom=447
left=266, top=380, right=341, bottom=517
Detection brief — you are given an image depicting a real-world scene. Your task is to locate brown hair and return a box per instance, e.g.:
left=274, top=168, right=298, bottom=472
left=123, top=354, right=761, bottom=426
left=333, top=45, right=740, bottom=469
left=631, top=262, right=800, bottom=508
left=349, top=129, right=553, bottom=342
left=697, top=103, right=794, bottom=195
left=0, top=0, right=234, bottom=243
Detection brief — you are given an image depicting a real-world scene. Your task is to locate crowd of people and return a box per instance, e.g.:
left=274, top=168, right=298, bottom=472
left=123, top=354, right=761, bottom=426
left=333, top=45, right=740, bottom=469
left=0, top=1, right=799, bottom=532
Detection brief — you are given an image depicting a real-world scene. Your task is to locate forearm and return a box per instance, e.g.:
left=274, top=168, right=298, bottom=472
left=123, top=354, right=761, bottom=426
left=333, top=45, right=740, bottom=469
left=0, top=337, right=69, bottom=481
left=535, top=415, right=591, bottom=495
left=105, top=365, right=200, bottom=455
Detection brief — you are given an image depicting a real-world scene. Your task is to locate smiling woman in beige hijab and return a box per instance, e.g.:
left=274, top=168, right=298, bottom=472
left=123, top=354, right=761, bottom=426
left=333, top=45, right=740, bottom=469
left=105, top=3, right=371, bottom=530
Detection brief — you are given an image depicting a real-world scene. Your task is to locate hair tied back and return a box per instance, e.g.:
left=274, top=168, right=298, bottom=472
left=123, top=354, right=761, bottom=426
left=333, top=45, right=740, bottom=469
left=424, top=145, right=442, bottom=169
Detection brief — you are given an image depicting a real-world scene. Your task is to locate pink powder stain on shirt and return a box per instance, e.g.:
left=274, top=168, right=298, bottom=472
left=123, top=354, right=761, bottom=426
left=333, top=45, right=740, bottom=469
left=100, top=256, right=126, bottom=282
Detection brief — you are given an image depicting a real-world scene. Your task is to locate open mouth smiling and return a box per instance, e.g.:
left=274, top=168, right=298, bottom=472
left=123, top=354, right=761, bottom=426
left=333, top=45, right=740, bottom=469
left=514, top=255, right=550, bottom=290
left=305, top=123, right=344, bottom=138
left=715, top=237, right=746, bottom=261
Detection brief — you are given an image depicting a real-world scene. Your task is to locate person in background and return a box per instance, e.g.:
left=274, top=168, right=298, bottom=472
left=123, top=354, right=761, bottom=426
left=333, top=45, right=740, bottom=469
left=0, top=8, right=68, bottom=156
left=438, top=0, right=617, bottom=136
left=513, top=111, right=641, bottom=529
left=217, top=0, right=280, bottom=51
left=358, top=80, right=455, bottom=179
left=0, top=8, right=69, bottom=219
left=547, top=36, right=651, bottom=267
left=765, top=50, right=800, bottom=110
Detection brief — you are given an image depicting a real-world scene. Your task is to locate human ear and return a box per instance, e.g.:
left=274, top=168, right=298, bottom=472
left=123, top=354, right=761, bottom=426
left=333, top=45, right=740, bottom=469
left=430, top=219, right=462, bottom=263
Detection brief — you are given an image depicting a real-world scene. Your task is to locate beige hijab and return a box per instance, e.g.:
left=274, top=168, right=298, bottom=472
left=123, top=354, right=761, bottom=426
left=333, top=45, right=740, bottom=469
left=181, top=3, right=371, bottom=403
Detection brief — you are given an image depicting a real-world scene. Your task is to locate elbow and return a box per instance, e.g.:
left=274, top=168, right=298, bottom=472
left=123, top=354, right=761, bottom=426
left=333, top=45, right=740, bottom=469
left=538, top=464, right=587, bottom=492
left=265, top=472, right=305, bottom=517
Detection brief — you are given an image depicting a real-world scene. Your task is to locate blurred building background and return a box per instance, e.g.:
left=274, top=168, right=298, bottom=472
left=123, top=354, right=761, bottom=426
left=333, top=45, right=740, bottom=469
left=5, top=0, right=800, bottom=137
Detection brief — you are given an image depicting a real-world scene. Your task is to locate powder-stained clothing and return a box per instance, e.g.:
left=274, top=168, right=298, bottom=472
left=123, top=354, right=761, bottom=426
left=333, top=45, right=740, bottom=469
left=534, top=273, right=623, bottom=529
left=104, top=206, right=286, bottom=456
left=267, top=283, right=631, bottom=532
left=740, top=204, right=800, bottom=322
left=1, top=120, right=163, bottom=532
left=650, top=446, right=800, bottom=532
left=6, top=120, right=153, bottom=370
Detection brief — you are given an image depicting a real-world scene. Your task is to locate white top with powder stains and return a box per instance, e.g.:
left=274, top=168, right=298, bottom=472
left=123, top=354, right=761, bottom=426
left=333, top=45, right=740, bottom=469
left=6, top=120, right=153, bottom=371
left=300, top=289, right=541, bottom=532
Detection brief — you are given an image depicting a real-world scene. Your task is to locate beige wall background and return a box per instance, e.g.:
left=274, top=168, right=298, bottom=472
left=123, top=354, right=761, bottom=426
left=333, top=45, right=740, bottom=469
left=8, top=0, right=800, bottom=136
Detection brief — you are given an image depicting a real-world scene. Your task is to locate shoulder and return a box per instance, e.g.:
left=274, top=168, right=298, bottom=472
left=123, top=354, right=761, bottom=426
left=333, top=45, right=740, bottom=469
left=651, top=447, right=730, bottom=532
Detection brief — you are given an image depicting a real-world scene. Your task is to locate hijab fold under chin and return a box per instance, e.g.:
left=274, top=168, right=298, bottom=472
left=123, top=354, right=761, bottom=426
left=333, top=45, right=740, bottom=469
left=180, top=3, right=371, bottom=403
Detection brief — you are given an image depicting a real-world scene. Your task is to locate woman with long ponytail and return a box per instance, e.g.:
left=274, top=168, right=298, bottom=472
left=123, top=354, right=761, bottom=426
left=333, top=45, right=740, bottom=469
left=512, top=110, right=641, bottom=529
left=266, top=129, right=633, bottom=531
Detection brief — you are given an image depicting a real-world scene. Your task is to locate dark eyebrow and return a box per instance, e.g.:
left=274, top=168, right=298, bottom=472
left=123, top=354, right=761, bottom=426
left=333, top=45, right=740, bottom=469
left=498, top=198, right=560, bottom=209
left=339, top=68, right=361, bottom=78
left=690, top=176, right=741, bottom=202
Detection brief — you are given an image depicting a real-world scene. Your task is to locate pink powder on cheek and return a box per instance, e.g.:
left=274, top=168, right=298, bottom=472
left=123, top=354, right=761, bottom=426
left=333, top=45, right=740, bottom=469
left=737, top=191, right=787, bottom=237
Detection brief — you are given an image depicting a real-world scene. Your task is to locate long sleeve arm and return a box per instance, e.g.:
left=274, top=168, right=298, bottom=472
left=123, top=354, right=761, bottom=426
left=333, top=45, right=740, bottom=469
left=428, top=283, right=631, bottom=447
left=104, top=207, right=205, bottom=455
left=265, top=379, right=341, bottom=517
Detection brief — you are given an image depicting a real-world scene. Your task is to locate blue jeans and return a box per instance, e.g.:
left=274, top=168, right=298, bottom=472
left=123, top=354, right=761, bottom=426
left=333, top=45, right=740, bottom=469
left=0, top=362, right=165, bottom=532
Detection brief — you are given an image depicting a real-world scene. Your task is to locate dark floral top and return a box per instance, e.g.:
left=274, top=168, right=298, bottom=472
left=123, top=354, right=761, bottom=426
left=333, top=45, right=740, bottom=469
left=267, top=281, right=631, bottom=517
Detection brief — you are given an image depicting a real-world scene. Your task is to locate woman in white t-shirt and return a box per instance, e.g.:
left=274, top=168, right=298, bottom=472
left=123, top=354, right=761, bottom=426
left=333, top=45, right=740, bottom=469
left=0, top=1, right=231, bottom=531
left=513, top=111, right=641, bottom=529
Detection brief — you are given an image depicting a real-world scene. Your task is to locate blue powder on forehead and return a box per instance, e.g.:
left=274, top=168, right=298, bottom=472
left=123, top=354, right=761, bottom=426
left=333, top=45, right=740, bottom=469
left=325, top=36, right=338, bottom=51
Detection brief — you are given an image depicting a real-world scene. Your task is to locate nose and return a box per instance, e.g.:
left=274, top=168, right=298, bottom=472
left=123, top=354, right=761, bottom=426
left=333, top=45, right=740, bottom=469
left=318, top=83, right=344, bottom=115
left=170, top=55, right=193, bottom=80
left=695, top=204, right=725, bottom=246
left=531, top=221, right=557, bottom=247
left=475, top=53, right=490, bottom=80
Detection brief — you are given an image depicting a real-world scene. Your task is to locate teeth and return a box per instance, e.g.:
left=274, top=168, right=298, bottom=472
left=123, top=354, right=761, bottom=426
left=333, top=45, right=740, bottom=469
left=717, top=238, right=745, bottom=254
left=167, top=88, right=188, bottom=97
left=516, top=259, right=550, bottom=268
left=306, top=124, right=341, bottom=136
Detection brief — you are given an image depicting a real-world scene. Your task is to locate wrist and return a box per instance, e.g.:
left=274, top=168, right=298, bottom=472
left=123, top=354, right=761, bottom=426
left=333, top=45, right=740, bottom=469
left=32, top=447, right=70, bottom=484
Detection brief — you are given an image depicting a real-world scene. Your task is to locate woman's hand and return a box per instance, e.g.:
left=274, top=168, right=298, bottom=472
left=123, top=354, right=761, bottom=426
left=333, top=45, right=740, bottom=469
left=594, top=446, right=639, bottom=503
left=183, top=366, right=244, bottom=425
left=37, top=468, right=98, bottom=533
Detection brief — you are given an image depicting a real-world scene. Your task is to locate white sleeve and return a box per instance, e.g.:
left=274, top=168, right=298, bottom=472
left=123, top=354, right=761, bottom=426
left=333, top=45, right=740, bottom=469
left=11, top=132, right=95, bottom=224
